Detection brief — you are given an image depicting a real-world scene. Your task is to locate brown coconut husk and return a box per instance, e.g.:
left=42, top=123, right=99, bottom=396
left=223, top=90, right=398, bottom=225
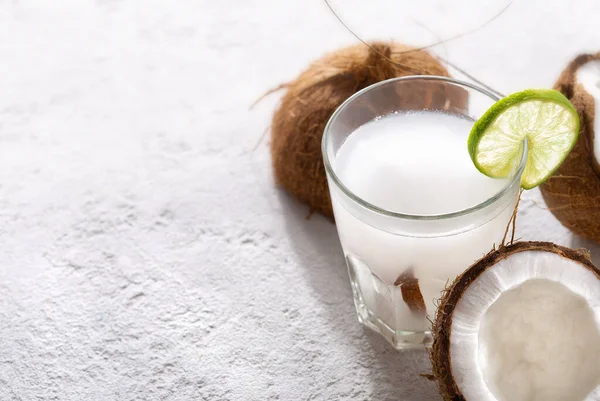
left=271, top=42, right=465, bottom=219
left=540, top=53, right=600, bottom=244
left=430, top=241, right=600, bottom=401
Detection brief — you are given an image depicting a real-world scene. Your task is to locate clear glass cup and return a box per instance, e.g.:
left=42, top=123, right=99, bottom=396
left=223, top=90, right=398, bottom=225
left=322, top=76, right=526, bottom=349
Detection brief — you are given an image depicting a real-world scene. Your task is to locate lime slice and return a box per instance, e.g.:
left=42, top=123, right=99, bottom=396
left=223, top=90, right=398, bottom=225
left=468, top=89, right=580, bottom=189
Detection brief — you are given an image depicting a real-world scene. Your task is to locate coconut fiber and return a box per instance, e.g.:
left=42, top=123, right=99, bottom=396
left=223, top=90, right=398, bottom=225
left=540, top=53, right=600, bottom=244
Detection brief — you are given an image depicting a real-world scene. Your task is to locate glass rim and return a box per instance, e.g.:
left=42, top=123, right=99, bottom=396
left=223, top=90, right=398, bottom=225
left=321, top=75, right=528, bottom=221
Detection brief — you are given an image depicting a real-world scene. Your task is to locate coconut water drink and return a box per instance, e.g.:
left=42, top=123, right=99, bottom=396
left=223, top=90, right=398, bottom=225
left=330, top=111, right=517, bottom=345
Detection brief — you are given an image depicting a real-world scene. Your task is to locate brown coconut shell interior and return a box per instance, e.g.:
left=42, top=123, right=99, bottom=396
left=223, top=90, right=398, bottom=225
left=270, top=42, right=466, bottom=219
left=540, top=53, right=600, bottom=243
left=430, top=241, right=600, bottom=401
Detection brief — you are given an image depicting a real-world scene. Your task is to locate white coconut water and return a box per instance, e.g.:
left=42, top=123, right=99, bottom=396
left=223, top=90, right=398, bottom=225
left=330, top=111, right=519, bottom=340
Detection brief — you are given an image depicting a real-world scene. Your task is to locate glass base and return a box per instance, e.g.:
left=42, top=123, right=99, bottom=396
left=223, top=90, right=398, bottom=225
left=347, top=255, right=432, bottom=349
left=354, top=297, right=432, bottom=349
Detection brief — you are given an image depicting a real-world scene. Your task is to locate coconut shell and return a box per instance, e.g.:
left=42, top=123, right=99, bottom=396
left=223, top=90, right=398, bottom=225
left=540, top=53, right=600, bottom=244
left=271, top=42, right=463, bottom=219
left=430, top=241, right=600, bottom=401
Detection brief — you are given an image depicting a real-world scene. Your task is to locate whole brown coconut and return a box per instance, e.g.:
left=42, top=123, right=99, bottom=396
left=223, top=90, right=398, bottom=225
left=271, top=42, right=456, bottom=219
left=540, top=53, right=600, bottom=243
left=431, top=241, right=600, bottom=401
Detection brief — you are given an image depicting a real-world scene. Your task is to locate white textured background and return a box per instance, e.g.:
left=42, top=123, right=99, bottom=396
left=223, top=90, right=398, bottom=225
left=0, top=1, right=599, bottom=400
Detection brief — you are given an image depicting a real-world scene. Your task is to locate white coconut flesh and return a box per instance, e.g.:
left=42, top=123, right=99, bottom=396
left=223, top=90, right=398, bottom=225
left=449, top=250, right=600, bottom=401
left=577, top=60, right=600, bottom=167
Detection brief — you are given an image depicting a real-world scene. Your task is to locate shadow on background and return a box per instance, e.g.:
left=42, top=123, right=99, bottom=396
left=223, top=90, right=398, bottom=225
left=277, top=190, right=441, bottom=401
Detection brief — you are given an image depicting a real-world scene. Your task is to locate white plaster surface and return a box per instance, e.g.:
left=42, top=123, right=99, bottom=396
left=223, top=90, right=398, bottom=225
left=0, top=1, right=599, bottom=400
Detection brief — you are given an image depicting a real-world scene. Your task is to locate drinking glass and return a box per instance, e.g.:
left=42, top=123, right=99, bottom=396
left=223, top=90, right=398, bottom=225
left=322, top=76, right=526, bottom=349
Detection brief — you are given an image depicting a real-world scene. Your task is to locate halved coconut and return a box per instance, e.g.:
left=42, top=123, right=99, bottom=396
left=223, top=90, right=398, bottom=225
left=431, top=242, right=600, bottom=401
left=540, top=53, right=600, bottom=244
